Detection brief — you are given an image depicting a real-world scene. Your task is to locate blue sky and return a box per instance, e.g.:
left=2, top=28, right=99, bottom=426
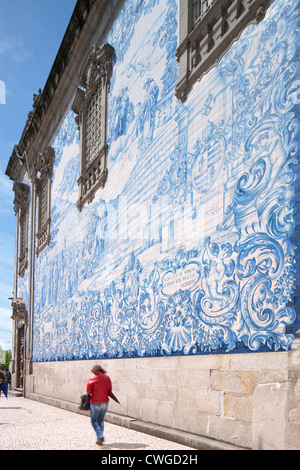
left=0, top=0, right=77, bottom=349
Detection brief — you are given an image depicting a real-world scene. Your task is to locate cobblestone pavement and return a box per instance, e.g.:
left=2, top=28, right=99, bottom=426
left=0, top=396, right=195, bottom=451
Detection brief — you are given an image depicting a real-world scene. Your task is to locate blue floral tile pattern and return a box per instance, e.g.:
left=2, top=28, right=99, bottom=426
left=24, top=0, right=300, bottom=362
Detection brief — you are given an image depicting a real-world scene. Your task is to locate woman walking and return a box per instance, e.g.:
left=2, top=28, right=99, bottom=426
left=87, top=365, right=112, bottom=446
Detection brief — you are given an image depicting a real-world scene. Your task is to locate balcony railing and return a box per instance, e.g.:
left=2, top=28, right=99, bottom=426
left=192, top=0, right=216, bottom=26
left=176, top=0, right=272, bottom=102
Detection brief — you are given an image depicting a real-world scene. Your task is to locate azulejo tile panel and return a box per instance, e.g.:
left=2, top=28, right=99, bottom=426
left=30, top=0, right=300, bottom=362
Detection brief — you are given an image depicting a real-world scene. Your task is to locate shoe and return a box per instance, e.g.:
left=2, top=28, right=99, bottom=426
left=96, top=437, right=104, bottom=446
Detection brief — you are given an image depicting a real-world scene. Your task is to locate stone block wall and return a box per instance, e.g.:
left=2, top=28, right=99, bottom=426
left=28, top=344, right=300, bottom=449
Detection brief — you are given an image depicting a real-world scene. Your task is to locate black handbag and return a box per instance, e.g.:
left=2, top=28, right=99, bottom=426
left=79, top=393, right=91, bottom=410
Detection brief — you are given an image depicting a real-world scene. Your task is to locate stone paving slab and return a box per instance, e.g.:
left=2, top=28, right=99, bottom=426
left=0, top=396, right=195, bottom=451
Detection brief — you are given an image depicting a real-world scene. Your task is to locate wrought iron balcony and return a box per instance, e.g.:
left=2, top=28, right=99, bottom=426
left=176, top=0, right=272, bottom=102
left=192, top=0, right=216, bottom=26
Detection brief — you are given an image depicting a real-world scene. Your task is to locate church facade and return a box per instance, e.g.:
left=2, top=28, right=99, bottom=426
left=6, top=0, right=300, bottom=449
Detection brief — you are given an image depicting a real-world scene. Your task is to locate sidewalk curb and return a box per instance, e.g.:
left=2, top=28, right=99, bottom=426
left=25, top=392, right=248, bottom=451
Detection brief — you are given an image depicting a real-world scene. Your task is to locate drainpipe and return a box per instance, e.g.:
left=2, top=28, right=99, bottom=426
left=10, top=208, right=19, bottom=385
left=25, top=177, right=37, bottom=398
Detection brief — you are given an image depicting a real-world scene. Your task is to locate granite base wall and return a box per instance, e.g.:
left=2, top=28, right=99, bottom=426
left=24, top=340, right=300, bottom=450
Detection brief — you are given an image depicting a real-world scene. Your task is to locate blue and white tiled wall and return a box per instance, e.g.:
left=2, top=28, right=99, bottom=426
left=19, top=0, right=300, bottom=362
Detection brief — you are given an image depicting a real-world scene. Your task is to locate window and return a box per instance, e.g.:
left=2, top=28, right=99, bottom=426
left=39, top=177, right=49, bottom=228
left=192, top=0, right=212, bottom=25
left=85, top=82, right=103, bottom=167
left=176, top=0, right=271, bottom=102
left=72, top=43, right=114, bottom=211
left=13, top=182, right=30, bottom=278
left=35, top=147, right=54, bottom=256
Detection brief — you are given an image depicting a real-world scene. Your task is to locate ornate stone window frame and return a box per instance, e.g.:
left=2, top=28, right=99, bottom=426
left=72, top=43, right=114, bottom=211
left=13, top=182, right=30, bottom=278
left=35, top=147, right=54, bottom=256
left=176, top=0, right=272, bottom=102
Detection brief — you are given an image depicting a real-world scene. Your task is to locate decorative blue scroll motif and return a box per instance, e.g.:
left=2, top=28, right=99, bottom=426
left=100, top=251, right=202, bottom=357
left=32, top=0, right=299, bottom=362
left=191, top=121, right=228, bottom=197
left=32, top=233, right=296, bottom=361
left=235, top=233, right=296, bottom=350
left=94, top=232, right=295, bottom=356
left=136, top=77, right=159, bottom=148
left=107, top=0, right=160, bottom=65
left=109, top=87, right=135, bottom=143
left=152, top=136, right=188, bottom=205
left=146, top=232, right=294, bottom=354
left=153, top=119, right=230, bottom=206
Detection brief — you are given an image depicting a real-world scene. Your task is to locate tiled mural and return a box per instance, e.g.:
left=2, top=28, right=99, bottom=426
left=23, top=0, right=299, bottom=362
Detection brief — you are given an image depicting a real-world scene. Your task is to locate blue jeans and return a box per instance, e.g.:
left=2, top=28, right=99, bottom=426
left=90, top=402, right=108, bottom=440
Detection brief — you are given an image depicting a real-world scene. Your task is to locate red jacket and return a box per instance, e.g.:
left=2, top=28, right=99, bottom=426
left=86, top=372, right=112, bottom=403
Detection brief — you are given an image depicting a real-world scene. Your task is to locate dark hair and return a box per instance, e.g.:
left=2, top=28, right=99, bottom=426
left=91, top=365, right=107, bottom=375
